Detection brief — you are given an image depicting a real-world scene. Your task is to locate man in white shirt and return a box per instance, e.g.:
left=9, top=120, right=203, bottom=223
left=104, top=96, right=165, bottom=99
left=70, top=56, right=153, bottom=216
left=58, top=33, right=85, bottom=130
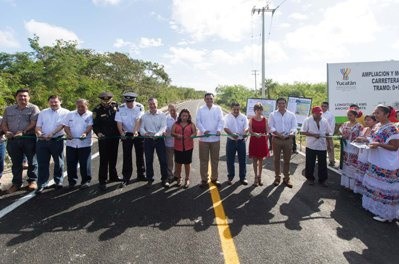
left=269, top=97, right=297, bottom=188
left=63, top=99, right=93, bottom=189
left=115, top=92, right=145, bottom=187
left=301, top=106, right=332, bottom=186
left=321, top=101, right=336, bottom=167
left=35, top=95, right=69, bottom=193
left=224, top=102, right=249, bottom=185
left=196, top=93, right=224, bottom=188
left=140, top=98, right=169, bottom=188
left=165, top=104, right=178, bottom=183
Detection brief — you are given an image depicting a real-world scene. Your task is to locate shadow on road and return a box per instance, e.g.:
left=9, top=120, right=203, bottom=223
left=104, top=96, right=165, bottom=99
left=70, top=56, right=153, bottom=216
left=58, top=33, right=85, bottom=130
left=279, top=164, right=399, bottom=264
left=0, top=181, right=219, bottom=246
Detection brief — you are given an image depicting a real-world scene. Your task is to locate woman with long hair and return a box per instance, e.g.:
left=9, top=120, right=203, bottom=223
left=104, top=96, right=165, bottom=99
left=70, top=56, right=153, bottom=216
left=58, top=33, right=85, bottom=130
left=171, top=109, right=197, bottom=188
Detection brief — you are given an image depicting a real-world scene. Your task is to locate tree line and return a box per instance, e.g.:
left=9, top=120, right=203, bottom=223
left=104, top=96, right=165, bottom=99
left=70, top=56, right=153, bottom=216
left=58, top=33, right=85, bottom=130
left=215, top=80, right=327, bottom=113
left=0, top=36, right=205, bottom=111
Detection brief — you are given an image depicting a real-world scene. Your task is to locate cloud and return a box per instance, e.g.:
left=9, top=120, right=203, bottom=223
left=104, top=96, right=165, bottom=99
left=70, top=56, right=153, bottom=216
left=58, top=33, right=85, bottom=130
left=113, top=38, right=139, bottom=54
left=113, top=37, right=163, bottom=54
left=288, top=13, right=308, bottom=21
left=24, top=19, right=81, bottom=46
left=166, top=47, right=207, bottom=65
left=285, top=0, right=379, bottom=60
left=272, top=65, right=326, bottom=84
left=171, top=0, right=254, bottom=42
left=113, top=38, right=128, bottom=48
left=92, top=0, right=121, bottom=6
left=139, top=37, right=163, bottom=48
left=0, top=28, right=19, bottom=48
left=279, top=23, right=291, bottom=28
left=164, top=43, right=290, bottom=90
left=165, top=42, right=287, bottom=70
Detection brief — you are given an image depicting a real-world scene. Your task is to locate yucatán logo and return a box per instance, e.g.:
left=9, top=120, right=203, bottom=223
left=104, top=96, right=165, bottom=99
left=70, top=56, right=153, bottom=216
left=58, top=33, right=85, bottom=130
left=340, top=68, right=351, bottom=80
left=337, top=68, right=356, bottom=86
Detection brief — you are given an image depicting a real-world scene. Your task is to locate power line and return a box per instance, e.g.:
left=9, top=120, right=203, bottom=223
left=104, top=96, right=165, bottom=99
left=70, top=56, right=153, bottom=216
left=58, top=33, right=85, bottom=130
left=275, top=0, right=289, bottom=10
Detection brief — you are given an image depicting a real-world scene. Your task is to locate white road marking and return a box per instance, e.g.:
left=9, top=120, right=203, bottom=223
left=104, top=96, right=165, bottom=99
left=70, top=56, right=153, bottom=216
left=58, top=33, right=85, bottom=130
left=0, top=152, right=100, bottom=219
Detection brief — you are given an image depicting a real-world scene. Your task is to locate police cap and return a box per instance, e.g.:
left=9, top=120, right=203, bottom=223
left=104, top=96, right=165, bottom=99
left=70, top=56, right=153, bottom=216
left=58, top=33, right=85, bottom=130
left=99, top=92, right=113, bottom=99
left=123, top=92, right=138, bottom=102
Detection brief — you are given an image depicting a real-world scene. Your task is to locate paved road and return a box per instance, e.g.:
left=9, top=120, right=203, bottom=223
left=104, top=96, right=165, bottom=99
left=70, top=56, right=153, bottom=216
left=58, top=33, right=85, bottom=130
left=0, top=99, right=398, bottom=264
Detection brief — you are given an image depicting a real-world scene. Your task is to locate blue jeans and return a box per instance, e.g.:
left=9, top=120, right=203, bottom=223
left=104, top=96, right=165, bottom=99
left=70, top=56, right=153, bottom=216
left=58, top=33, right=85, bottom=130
left=6, top=137, right=38, bottom=186
left=36, top=139, right=65, bottom=187
left=66, top=146, right=91, bottom=186
left=144, top=138, right=168, bottom=181
left=226, top=138, right=247, bottom=180
left=0, top=142, right=5, bottom=178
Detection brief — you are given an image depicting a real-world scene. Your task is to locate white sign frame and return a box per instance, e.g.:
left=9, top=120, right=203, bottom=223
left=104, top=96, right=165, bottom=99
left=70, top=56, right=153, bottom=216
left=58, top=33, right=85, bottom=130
left=327, top=60, right=399, bottom=122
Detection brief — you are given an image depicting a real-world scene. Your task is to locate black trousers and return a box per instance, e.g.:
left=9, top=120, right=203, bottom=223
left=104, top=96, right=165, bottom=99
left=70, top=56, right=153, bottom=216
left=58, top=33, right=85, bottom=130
left=121, top=133, right=145, bottom=181
left=98, top=138, right=119, bottom=184
left=305, top=147, right=328, bottom=182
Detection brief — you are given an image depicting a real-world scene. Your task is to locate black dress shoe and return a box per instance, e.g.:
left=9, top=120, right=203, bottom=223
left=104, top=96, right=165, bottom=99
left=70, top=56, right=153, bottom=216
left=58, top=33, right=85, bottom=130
left=162, top=180, right=170, bottom=188
left=199, top=181, right=208, bottom=189
left=211, top=180, right=221, bottom=188
left=240, top=179, right=248, bottom=185
left=119, top=180, right=128, bottom=188
left=35, top=186, right=45, bottom=194
left=146, top=180, right=153, bottom=189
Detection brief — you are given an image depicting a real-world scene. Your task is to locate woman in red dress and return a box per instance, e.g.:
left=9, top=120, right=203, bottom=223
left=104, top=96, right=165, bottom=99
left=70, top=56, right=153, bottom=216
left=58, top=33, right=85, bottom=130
left=249, top=103, right=269, bottom=186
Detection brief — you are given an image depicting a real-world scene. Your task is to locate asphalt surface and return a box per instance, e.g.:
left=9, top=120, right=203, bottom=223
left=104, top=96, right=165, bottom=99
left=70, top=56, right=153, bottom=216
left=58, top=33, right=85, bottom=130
left=0, top=99, right=398, bottom=264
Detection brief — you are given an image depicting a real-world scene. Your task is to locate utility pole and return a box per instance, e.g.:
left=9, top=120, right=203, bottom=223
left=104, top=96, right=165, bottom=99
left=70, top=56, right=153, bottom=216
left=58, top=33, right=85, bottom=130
left=252, top=70, right=258, bottom=91
left=252, top=4, right=276, bottom=99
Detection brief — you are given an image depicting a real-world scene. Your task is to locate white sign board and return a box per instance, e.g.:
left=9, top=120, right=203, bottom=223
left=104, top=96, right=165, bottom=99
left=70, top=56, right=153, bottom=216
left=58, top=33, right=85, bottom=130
left=327, top=60, right=399, bottom=122
left=287, top=97, right=312, bottom=125
left=246, top=98, right=276, bottom=119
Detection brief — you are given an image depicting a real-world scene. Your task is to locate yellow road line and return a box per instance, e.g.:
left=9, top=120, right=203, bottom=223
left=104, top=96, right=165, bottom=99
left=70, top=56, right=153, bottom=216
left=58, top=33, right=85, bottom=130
left=208, top=167, right=240, bottom=264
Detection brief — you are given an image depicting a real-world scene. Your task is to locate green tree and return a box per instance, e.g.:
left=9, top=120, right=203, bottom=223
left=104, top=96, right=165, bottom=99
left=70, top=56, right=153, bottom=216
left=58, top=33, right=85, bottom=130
left=215, top=84, right=257, bottom=113
left=0, top=36, right=203, bottom=111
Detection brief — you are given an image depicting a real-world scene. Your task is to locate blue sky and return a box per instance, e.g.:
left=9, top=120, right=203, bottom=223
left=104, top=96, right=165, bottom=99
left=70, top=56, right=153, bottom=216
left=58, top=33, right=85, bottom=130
left=1, top=0, right=399, bottom=91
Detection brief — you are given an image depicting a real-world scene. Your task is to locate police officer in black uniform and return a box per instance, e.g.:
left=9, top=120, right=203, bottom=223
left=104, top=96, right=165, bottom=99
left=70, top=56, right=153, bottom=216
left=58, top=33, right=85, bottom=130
left=93, top=92, right=120, bottom=191
left=115, top=92, right=146, bottom=187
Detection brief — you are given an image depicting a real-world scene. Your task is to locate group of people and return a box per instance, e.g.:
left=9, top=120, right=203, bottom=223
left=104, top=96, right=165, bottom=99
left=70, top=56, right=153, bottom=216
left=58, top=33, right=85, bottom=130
left=301, top=102, right=399, bottom=222
left=339, top=104, right=399, bottom=222
left=2, top=88, right=397, bottom=222
left=0, top=90, right=302, bottom=195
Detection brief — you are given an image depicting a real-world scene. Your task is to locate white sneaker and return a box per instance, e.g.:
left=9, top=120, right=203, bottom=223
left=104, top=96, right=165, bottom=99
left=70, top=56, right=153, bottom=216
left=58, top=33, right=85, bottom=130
left=373, top=216, right=388, bottom=222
